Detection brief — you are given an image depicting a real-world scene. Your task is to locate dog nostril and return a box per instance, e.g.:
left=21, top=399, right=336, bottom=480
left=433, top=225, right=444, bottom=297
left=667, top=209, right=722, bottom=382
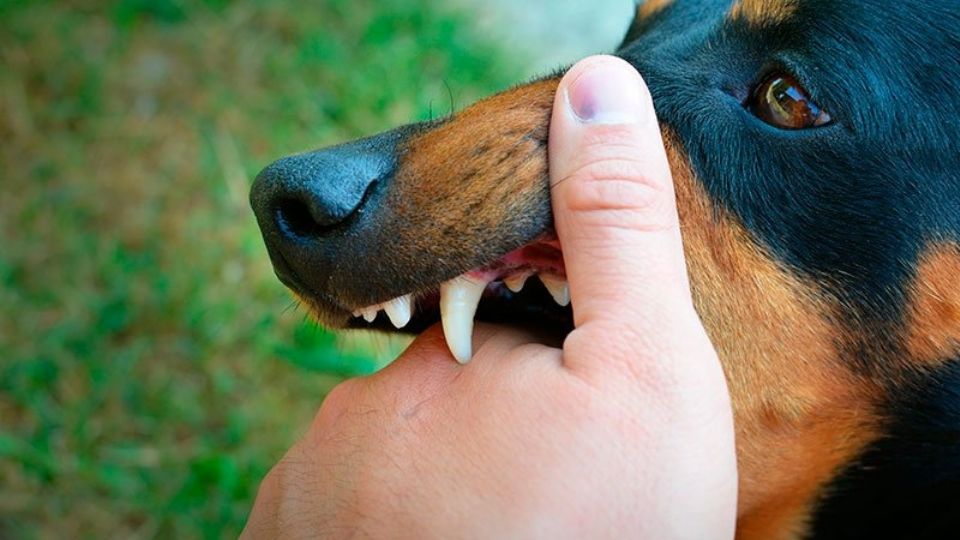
left=274, top=198, right=331, bottom=239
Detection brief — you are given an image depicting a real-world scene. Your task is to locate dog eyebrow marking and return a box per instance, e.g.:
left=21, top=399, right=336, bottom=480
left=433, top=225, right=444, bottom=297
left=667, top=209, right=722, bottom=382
left=728, top=0, right=798, bottom=25
left=905, top=242, right=960, bottom=367
left=636, top=0, right=675, bottom=20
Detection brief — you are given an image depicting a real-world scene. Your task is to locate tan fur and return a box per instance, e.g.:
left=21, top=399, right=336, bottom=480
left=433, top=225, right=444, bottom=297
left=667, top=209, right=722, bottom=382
left=729, top=0, right=798, bottom=25
left=905, top=242, right=960, bottom=366
left=638, top=0, right=675, bottom=20
left=664, top=133, right=880, bottom=539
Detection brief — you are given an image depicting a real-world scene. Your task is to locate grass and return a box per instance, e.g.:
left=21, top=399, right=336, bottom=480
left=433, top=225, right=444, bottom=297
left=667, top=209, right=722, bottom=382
left=0, top=0, right=525, bottom=536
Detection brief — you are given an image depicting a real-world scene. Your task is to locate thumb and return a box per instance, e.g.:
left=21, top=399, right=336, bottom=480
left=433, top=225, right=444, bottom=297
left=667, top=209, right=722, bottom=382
left=549, top=55, right=702, bottom=373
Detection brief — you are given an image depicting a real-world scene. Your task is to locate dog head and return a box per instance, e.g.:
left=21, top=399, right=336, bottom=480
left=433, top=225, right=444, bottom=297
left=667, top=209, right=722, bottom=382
left=251, top=1, right=960, bottom=537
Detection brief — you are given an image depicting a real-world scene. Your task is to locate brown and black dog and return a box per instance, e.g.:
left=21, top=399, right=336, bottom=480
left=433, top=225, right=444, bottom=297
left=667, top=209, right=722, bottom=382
left=250, top=1, right=960, bottom=538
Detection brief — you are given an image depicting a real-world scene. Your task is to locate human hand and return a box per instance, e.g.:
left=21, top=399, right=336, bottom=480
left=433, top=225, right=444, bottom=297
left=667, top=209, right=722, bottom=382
left=243, top=55, right=737, bottom=539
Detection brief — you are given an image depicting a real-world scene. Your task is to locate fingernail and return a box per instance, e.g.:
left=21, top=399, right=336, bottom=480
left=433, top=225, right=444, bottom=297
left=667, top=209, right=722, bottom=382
left=565, top=59, right=646, bottom=125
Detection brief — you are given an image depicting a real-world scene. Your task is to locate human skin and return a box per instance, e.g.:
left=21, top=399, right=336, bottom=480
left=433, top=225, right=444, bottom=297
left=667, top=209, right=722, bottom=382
left=243, top=55, right=738, bottom=539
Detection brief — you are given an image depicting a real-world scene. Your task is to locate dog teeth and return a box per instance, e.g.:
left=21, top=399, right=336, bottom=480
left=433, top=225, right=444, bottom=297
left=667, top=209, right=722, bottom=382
left=383, top=294, right=413, bottom=328
left=352, top=295, right=413, bottom=329
left=539, top=275, right=570, bottom=307
left=351, top=272, right=568, bottom=363
left=439, top=275, right=488, bottom=364
left=360, top=306, right=378, bottom=323
left=503, top=273, right=530, bottom=293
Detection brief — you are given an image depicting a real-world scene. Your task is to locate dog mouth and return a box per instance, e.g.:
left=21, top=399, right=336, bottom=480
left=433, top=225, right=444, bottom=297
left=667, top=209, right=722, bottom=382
left=339, top=234, right=571, bottom=362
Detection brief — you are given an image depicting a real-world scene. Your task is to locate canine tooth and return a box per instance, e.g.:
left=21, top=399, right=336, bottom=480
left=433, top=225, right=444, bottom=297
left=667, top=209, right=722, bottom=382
left=383, top=294, right=413, bottom=329
left=503, top=274, right=530, bottom=293
left=539, top=275, right=571, bottom=307
left=361, top=306, right=379, bottom=322
left=439, top=276, right=487, bottom=364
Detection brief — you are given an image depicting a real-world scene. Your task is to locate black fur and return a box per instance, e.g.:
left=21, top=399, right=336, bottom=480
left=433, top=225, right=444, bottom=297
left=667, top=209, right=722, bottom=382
left=810, top=359, right=960, bottom=539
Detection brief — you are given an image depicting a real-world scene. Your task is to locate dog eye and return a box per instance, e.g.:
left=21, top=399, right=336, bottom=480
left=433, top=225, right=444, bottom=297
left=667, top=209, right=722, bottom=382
left=749, top=73, right=832, bottom=129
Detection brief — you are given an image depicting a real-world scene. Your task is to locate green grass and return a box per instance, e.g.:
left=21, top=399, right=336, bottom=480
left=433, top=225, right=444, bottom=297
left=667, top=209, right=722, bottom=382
left=0, top=0, right=525, bottom=536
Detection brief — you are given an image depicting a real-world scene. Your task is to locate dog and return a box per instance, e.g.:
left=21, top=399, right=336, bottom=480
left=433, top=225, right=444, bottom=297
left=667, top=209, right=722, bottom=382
left=249, top=0, right=960, bottom=538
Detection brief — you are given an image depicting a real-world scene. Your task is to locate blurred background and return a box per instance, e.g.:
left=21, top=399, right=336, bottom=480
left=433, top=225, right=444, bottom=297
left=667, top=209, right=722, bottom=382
left=0, top=0, right=629, bottom=536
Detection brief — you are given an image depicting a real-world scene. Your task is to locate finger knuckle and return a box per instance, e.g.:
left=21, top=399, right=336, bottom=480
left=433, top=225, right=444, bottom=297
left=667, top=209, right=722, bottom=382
left=313, top=378, right=362, bottom=428
left=559, top=155, right=675, bottom=231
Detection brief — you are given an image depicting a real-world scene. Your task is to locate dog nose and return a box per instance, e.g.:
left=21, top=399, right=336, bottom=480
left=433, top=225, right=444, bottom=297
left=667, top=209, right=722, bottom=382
left=262, top=158, right=362, bottom=236
left=250, top=129, right=408, bottom=291
left=251, top=138, right=394, bottom=241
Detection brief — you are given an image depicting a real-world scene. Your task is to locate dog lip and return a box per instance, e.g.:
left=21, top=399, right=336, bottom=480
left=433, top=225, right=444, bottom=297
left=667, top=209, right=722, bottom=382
left=269, top=249, right=305, bottom=294
left=271, top=249, right=356, bottom=318
left=342, top=233, right=564, bottom=313
left=282, top=233, right=569, bottom=345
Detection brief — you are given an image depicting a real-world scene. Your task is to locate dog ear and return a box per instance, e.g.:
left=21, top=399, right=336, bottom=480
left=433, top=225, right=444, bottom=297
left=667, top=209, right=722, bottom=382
left=620, top=0, right=669, bottom=48
left=620, top=1, right=642, bottom=47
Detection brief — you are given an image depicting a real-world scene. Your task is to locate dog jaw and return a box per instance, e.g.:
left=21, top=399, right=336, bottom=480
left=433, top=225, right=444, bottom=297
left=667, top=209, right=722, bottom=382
left=347, top=236, right=568, bottom=363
